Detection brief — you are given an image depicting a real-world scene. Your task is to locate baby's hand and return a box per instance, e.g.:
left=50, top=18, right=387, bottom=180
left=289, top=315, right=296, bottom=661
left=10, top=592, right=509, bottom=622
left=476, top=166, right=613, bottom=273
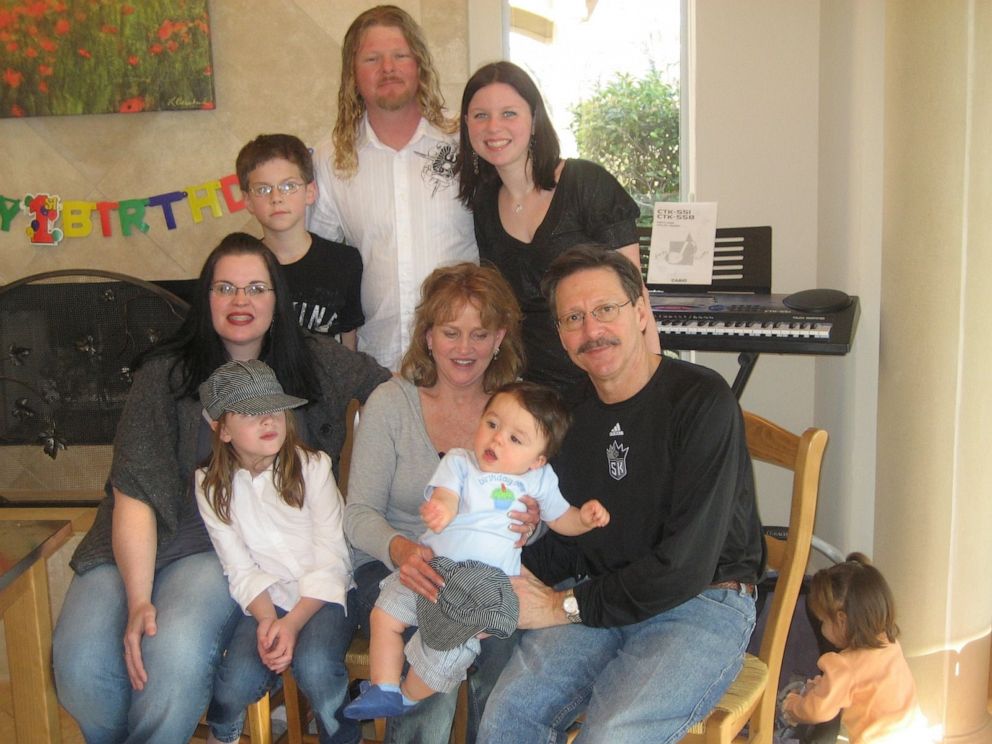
left=780, top=700, right=800, bottom=728
left=420, top=499, right=454, bottom=533
left=580, top=499, right=610, bottom=528
left=802, top=674, right=822, bottom=695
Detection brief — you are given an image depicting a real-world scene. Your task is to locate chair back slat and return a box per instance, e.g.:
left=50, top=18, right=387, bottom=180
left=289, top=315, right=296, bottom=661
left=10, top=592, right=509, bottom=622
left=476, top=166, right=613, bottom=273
left=745, top=411, right=828, bottom=743
left=336, top=399, right=361, bottom=499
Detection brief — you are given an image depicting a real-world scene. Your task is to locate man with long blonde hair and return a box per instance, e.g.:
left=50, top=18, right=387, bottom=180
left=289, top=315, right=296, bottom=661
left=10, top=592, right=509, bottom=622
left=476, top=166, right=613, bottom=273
left=309, top=5, right=477, bottom=371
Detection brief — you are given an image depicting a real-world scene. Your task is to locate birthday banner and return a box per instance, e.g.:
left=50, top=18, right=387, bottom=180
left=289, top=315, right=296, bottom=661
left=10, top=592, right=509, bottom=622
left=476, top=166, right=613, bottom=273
left=1, top=173, right=246, bottom=246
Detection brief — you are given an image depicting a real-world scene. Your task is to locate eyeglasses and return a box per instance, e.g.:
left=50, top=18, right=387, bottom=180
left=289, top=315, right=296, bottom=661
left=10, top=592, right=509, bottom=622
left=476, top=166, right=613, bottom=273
left=556, top=300, right=632, bottom=331
left=244, top=180, right=306, bottom=198
left=210, top=282, right=274, bottom=298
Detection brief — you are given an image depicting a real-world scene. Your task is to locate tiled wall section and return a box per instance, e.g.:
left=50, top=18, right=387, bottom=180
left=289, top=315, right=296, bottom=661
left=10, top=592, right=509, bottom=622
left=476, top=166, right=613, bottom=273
left=0, top=1, right=470, bottom=493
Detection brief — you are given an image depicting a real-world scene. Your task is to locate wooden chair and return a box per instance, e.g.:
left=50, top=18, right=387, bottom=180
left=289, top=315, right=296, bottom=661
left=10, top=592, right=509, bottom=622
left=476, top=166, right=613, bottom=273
left=565, top=411, right=827, bottom=744
left=678, top=411, right=828, bottom=744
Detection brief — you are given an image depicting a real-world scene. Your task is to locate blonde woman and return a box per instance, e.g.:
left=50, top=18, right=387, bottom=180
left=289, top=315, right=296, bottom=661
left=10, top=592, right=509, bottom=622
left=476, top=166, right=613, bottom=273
left=344, top=263, right=540, bottom=744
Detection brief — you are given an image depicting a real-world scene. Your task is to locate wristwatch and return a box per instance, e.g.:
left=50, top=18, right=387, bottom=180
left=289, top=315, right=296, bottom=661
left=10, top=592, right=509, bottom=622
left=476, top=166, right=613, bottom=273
left=562, top=588, right=582, bottom=624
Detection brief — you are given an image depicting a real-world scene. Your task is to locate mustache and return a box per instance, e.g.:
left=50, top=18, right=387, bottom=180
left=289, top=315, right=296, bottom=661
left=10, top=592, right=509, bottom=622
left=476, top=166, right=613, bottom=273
left=577, top=336, right=621, bottom=354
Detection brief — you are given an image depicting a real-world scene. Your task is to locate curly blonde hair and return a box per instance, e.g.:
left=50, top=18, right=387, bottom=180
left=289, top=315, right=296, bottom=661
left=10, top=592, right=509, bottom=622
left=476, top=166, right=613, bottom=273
left=401, top=263, right=524, bottom=392
left=333, top=5, right=456, bottom=177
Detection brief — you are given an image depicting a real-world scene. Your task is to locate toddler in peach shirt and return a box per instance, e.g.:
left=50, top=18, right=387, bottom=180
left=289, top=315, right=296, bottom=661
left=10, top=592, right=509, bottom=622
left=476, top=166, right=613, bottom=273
left=782, top=553, right=933, bottom=744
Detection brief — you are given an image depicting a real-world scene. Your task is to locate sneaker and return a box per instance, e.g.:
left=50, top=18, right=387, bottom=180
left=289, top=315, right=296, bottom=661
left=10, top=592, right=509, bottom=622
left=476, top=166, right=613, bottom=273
left=343, top=681, right=416, bottom=720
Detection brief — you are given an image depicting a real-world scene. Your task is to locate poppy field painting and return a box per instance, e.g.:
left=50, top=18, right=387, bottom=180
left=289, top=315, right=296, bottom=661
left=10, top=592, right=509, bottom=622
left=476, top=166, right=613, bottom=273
left=1, top=0, right=214, bottom=118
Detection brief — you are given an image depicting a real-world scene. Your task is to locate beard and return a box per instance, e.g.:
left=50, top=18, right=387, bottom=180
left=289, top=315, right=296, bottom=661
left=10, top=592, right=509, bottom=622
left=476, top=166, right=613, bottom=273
left=370, top=80, right=417, bottom=112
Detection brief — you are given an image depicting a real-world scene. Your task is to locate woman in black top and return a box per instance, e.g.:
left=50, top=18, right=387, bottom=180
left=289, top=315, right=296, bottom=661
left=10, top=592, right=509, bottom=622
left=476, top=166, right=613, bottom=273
left=456, top=61, right=659, bottom=395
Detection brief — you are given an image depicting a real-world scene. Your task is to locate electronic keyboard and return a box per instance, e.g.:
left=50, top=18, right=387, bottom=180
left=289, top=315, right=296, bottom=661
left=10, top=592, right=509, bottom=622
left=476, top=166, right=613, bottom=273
left=652, top=293, right=860, bottom=355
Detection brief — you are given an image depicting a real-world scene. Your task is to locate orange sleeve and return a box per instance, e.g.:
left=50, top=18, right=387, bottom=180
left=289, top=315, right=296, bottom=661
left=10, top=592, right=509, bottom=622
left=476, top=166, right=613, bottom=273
left=781, top=652, right=854, bottom=725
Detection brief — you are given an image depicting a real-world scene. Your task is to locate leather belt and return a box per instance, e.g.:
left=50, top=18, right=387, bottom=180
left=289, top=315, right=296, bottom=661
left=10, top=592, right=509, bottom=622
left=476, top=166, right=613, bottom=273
left=709, top=580, right=756, bottom=595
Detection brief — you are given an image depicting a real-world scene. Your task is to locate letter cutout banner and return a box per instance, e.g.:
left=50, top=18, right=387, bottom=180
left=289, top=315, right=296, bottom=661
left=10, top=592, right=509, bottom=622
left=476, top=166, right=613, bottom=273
left=4, top=174, right=246, bottom=245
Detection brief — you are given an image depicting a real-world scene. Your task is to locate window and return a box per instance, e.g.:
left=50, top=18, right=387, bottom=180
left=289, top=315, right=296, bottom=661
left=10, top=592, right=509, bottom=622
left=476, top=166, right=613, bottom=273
left=508, top=0, right=683, bottom=217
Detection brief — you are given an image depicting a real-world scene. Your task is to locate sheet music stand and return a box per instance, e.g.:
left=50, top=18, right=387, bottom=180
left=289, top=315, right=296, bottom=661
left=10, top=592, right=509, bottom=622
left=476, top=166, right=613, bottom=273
left=642, top=225, right=772, bottom=295
left=643, top=225, right=772, bottom=397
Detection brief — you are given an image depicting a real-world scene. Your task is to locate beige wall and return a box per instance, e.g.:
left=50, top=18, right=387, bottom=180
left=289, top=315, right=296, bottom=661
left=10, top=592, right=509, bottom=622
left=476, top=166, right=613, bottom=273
left=692, top=0, right=824, bottom=531
left=878, top=1, right=992, bottom=740
left=695, top=1, right=991, bottom=740
left=0, top=1, right=469, bottom=285
left=0, top=0, right=470, bottom=493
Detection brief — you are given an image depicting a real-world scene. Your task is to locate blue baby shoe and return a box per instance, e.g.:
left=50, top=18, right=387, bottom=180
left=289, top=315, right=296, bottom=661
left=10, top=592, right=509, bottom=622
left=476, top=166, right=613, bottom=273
left=344, top=681, right=417, bottom=720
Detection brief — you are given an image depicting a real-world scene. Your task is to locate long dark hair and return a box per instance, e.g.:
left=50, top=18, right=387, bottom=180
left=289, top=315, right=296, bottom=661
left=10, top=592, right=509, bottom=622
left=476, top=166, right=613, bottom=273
left=456, top=61, right=561, bottom=209
left=141, top=232, right=320, bottom=402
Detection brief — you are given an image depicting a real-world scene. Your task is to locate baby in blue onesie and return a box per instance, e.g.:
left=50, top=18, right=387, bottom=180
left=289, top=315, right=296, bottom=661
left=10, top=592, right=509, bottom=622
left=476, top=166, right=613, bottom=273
left=345, top=381, right=610, bottom=719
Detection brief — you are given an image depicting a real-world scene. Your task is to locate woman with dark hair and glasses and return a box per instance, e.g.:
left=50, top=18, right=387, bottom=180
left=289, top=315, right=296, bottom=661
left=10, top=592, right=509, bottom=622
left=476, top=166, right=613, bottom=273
left=53, top=232, right=390, bottom=744
left=456, top=61, right=660, bottom=399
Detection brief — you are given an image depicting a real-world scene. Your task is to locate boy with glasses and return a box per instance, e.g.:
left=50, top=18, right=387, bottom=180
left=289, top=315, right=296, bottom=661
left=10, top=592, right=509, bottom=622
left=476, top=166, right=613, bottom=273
left=237, top=133, right=364, bottom=349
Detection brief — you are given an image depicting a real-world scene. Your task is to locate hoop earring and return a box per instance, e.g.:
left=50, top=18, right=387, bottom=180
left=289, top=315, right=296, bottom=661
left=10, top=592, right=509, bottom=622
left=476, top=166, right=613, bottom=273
left=472, top=151, right=479, bottom=175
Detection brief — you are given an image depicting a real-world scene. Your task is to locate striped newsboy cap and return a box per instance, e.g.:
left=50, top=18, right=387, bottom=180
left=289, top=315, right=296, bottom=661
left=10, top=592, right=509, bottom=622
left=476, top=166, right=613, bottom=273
left=199, top=359, right=307, bottom=420
left=416, top=556, right=519, bottom=652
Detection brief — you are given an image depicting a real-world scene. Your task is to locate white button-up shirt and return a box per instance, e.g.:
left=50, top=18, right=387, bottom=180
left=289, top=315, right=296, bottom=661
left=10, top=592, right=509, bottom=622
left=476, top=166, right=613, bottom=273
left=309, top=115, right=478, bottom=370
left=195, top=449, right=352, bottom=614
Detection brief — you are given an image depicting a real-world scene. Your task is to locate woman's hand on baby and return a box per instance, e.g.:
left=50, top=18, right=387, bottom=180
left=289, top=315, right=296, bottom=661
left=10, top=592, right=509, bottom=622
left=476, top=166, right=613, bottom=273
left=392, top=536, right=445, bottom=603
left=420, top=499, right=454, bottom=533
left=508, top=494, right=541, bottom=547
left=580, top=499, right=610, bottom=529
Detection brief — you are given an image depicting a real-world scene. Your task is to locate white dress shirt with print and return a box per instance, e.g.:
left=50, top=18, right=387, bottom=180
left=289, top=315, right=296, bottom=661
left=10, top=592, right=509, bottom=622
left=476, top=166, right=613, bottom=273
left=309, top=115, right=479, bottom=370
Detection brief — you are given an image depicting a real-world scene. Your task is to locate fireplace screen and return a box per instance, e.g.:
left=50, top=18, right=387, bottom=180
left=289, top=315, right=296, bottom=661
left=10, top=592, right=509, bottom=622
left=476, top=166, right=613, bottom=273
left=0, top=272, right=189, bottom=453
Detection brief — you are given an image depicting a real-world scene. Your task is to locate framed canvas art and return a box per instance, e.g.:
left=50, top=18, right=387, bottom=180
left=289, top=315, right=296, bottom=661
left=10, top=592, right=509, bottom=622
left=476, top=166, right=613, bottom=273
left=1, top=0, right=215, bottom=118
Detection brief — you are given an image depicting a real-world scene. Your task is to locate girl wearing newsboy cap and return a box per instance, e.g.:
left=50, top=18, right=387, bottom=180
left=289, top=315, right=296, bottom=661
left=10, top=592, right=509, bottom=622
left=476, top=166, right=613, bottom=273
left=195, top=359, right=355, bottom=744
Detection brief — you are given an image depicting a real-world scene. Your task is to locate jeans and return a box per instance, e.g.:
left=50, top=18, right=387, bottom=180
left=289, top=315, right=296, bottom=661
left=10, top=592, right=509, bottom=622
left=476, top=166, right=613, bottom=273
left=207, top=599, right=359, bottom=744
left=52, top=552, right=240, bottom=744
left=477, top=585, right=757, bottom=744
left=353, top=560, right=519, bottom=744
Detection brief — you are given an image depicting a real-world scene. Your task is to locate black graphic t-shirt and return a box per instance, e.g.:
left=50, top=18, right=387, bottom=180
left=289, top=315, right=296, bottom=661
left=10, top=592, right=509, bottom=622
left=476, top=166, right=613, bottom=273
left=281, top=233, right=364, bottom=336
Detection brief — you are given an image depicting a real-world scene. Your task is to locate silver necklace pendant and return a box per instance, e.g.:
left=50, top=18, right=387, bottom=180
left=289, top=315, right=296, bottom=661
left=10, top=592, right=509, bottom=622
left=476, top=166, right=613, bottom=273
left=513, top=202, right=524, bottom=214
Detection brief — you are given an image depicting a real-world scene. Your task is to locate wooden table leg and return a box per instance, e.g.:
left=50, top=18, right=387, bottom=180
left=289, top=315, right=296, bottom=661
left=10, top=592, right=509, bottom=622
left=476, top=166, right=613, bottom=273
left=4, top=559, right=62, bottom=744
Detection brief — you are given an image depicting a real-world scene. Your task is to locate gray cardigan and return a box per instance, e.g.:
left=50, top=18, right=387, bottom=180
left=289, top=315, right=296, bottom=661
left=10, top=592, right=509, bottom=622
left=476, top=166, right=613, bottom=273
left=343, top=377, right=441, bottom=571
left=70, top=336, right=390, bottom=574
